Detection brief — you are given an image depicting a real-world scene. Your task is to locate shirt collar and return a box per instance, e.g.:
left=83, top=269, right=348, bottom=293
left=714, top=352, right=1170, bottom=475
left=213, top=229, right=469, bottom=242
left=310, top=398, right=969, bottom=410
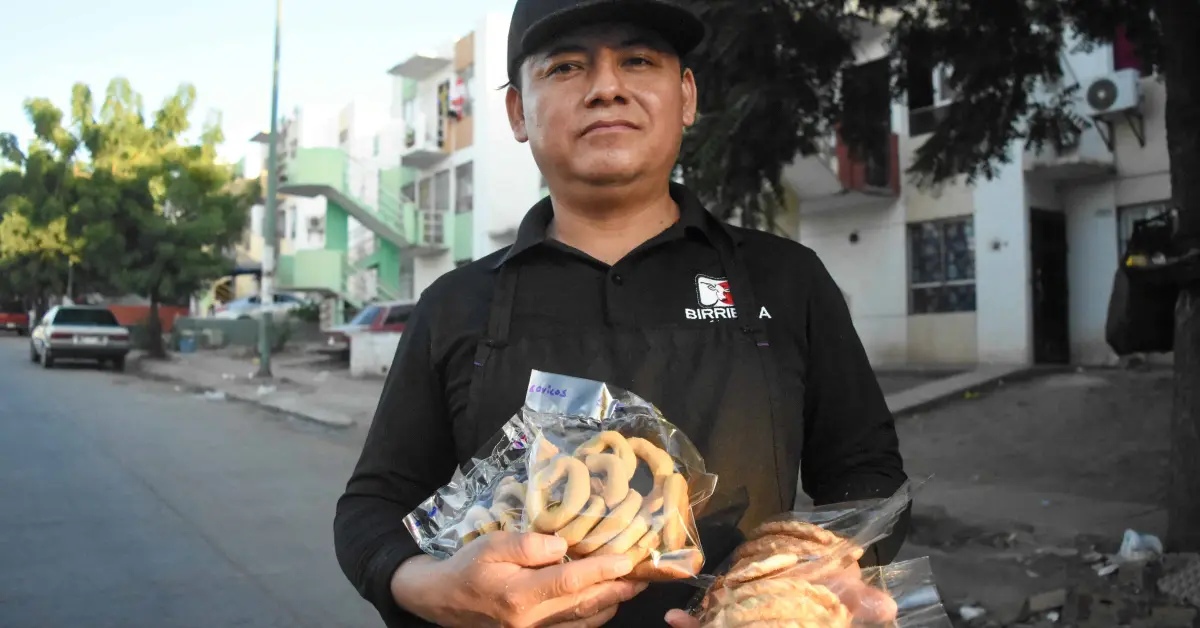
left=493, top=182, right=741, bottom=269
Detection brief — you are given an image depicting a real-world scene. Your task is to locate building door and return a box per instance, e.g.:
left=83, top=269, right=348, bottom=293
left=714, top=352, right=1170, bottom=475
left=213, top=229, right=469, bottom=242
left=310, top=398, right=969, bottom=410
left=1030, top=209, right=1070, bottom=364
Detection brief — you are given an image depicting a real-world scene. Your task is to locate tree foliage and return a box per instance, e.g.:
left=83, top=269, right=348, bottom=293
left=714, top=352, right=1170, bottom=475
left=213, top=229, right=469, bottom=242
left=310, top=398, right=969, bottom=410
left=0, top=78, right=258, bottom=355
left=678, top=0, right=1160, bottom=224
left=680, top=0, right=1200, bottom=552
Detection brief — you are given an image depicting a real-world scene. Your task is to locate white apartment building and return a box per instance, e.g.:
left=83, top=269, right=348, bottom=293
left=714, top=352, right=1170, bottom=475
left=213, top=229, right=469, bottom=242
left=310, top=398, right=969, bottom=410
left=790, top=24, right=1165, bottom=367
left=389, top=11, right=544, bottom=295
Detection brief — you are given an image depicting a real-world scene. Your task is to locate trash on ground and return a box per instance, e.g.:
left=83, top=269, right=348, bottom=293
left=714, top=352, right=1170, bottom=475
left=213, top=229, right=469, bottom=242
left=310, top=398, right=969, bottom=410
left=1116, top=529, right=1164, bottom=563
left=256, top=385, right=276, bottom=396
left=959, top=605, right=987, bottom=621
left=200, top=390, right=226, bottom=401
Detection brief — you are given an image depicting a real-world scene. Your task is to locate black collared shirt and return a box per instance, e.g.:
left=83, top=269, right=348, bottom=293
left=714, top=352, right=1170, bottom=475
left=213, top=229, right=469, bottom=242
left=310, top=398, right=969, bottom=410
left=334, top=184, right=907, bottom=626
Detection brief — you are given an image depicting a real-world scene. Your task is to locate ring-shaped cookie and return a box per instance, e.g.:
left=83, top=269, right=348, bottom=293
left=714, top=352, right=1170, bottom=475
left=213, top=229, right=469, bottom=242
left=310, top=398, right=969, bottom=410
left=584, top=453, right=631, bottom=508
left=556, top=495, right=606, bottom=546
left=526, top=456, right=590, bottom=533
left=489, top=476, right=526, bottom=529
left=627, top=437, right=675, bottom=478
left=573, top=489, right=644, bottom=555
left=575, top=431, right=637, bottom=480
left=592, top=515, right=650, bottom=556
left=656, top=473, right=690, bottom=551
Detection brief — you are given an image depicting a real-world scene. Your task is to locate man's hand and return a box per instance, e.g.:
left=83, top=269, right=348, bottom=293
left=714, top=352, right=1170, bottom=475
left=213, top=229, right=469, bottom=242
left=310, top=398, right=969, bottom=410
left=392, top=531, right=647, bottom=627
left=663, top=563, right=897, bottom=627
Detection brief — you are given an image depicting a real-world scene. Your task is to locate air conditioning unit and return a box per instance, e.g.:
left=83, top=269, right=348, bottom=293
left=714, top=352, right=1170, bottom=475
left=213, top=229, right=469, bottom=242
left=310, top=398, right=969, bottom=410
left=1081, top=69, right=1142, bottom=119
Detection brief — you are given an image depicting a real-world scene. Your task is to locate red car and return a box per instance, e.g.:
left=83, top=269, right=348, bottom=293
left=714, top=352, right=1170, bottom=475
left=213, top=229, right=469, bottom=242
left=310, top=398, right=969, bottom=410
left=320, top=300, right=416, bottom=357
left=0, top=301, right=29, bottom=335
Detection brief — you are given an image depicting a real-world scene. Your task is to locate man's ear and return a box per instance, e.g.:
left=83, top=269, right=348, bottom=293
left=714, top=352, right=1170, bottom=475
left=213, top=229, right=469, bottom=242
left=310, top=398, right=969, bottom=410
left=680, top=68, right=698, bottom=128
left=506, top=85, right=529, bottom=143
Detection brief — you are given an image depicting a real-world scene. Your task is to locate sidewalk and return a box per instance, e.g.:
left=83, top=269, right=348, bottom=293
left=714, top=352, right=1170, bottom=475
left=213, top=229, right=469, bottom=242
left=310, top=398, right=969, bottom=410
left=135, top=347, right=1020, bottom=431
left=133, top=350, right=383, bottom=429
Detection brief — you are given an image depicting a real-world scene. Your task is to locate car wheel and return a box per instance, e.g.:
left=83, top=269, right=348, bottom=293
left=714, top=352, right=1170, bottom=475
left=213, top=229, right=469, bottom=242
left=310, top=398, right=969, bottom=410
left=112, top=357, right=126, bottom=372
left=17, top=329, right=26, bottom=336
left=41, top=349, right=54, bottom=369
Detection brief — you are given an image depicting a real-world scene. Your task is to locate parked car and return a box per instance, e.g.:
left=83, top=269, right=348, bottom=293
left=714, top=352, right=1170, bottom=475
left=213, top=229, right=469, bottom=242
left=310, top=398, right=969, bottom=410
left=29, top=305, right=132, bottom=371
left=319, top=300, right=416, bottom=358
left=1, top=301, right=29, bottom=335
left=212, top=293, right=307, bottom=321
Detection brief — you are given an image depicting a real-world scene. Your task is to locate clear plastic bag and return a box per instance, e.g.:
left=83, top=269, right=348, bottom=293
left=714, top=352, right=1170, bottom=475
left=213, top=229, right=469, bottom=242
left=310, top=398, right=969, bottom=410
left=695, top=557, right=952, bottom=627
left=688, top=481, right=953, bottom=626
left=402, top=369, right=719, bottom=581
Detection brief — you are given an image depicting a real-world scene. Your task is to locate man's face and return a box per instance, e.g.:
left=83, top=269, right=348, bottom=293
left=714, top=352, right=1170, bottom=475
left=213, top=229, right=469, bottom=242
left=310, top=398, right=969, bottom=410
left=506, top=22, right=698, bottom=188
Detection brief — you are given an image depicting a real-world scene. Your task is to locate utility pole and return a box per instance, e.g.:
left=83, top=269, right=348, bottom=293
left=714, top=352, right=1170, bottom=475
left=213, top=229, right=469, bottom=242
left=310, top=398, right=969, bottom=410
left=258, top=0, right=282, bottom=379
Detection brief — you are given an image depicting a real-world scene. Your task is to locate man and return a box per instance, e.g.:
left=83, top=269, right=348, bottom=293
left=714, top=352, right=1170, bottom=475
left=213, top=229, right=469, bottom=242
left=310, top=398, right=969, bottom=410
left=334, top=0, right=909, bottom=626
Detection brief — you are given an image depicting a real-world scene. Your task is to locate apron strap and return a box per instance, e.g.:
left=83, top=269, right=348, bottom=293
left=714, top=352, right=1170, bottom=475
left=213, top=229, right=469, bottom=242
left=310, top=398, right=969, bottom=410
left=713, top=222, right=791, bottom=513
left=473, top=262, right=518, bottom=369
left=712, top=229, right=768, bottom=346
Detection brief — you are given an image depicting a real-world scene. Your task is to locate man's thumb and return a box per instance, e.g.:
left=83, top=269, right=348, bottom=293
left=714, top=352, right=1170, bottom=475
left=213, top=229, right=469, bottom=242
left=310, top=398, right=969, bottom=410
left=664, top=609, right=701, bottom=628
left=481, top=531, right=568, bottom=567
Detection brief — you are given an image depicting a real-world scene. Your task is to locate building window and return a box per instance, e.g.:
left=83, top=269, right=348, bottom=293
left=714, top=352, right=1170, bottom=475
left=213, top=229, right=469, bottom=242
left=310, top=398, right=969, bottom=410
left=434, top=169, right=451, bottom=211
left=401, top=183, right=416, bottom=205
left=418, top=178, right=432, bottom=210
left=455, top=162, right=474, bottom=214
left=338, top=128, right=350, bottom=145
left=908, top=218, right=976, bottom=314
left=1118, top=201, right=1171, bottom=254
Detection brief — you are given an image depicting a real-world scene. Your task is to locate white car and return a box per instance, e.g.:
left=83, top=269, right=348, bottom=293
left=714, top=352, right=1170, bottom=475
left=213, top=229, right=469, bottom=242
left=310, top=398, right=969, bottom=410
left=29, top=305, right=132, bottom=371
left=212, top=293, right=306, bottom=321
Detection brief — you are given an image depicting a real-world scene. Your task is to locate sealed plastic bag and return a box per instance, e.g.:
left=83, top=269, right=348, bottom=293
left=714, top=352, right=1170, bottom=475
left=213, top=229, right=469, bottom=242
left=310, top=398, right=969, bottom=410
left=694, top=557, right=952, bottom=627
left=403, top=369, right=719, bottom=581
left=687, top=481, right=952, bottom=626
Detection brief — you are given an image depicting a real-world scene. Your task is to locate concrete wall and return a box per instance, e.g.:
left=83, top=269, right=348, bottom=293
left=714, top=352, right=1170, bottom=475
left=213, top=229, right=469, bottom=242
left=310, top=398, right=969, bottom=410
left=800, top=204, right=909, bottom=366
left=349, top=332, right=402, bottom=378
left=973, top=145, right=1032, bottom=364
left=475, top=11, right=544, bottom=259
left=1061, top=75, right=1171, bottom=366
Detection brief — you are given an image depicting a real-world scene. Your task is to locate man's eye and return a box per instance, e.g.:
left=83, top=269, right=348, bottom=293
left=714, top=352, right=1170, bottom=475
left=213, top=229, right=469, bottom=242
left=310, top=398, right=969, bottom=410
left=626, top=57, right=653, bottom=66
left=548, top=63, right=577, bottom=75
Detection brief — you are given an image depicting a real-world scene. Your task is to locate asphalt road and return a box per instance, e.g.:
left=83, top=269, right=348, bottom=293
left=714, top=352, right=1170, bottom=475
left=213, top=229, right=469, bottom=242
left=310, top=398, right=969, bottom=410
left=0, top=336, right=383, bottom=628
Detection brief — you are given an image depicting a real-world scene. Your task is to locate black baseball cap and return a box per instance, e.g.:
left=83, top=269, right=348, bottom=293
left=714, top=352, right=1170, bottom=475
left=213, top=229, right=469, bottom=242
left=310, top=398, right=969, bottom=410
left=507, top=0, right=707, bottom=84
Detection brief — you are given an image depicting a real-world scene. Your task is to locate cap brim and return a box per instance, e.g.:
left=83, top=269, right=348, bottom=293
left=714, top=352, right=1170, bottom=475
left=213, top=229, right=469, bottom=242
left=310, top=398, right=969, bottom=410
left=519, top=0, right=706, bottom=70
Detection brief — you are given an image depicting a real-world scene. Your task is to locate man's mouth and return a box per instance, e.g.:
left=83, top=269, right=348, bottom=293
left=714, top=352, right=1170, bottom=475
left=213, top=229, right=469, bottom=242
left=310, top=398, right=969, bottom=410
left=582, top=120, right=638, bottom=136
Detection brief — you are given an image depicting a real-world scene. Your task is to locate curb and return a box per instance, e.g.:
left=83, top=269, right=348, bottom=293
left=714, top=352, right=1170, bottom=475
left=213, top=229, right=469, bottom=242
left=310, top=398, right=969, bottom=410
left=131, top=356, right=355, bottom=429
left=887, top=365, right=1069, bottom=418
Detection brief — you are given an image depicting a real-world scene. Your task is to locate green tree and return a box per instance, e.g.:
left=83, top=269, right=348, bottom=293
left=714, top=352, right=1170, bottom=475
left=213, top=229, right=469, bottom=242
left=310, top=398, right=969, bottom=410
left=1, top=78, right=257, bottom=356
left=679, top=0, right=1200, bottom=550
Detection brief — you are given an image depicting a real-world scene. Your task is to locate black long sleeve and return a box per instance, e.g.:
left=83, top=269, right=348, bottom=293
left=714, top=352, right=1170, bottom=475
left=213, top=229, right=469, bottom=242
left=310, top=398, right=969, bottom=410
left=334, top=296, right=455, bottom=627
left=799, top=253, right=910, bottom=566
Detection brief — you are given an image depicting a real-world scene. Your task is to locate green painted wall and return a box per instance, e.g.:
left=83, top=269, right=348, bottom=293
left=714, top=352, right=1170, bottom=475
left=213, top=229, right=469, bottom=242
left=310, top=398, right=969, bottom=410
left=325, top=201, right=349, bottom=253
left=291, top=249, right=345, bottom=292
left=377, top=238, right=401, bottom=298
left=454, top=212, right=474, bottom=262
left=288, top=148, right=347, bottom=191
left=277, top=254, right=296, bottom=287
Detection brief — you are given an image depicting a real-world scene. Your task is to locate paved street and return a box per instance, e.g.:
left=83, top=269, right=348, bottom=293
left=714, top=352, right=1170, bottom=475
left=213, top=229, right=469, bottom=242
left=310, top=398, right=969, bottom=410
left=0, top=337, right=381, bottom=628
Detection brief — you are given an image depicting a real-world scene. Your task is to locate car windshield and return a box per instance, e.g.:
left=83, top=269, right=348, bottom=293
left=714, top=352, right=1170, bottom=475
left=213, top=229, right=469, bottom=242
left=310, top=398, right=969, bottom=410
left=53, top=308, right=119, bottom=326
left=348, top=306, right=381, bottom=326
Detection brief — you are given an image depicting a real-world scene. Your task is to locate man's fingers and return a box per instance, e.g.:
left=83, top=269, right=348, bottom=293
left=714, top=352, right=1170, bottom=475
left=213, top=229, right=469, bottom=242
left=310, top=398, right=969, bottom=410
left=478, top=531, right=569, bottom=567
left=844, top=582, right=899, bottom=622
left=527, top=580, right=643, bottom=626
left=543, top=602, right=619, bottom=628
left=664, top=609, right=702, bottom=628
left=525, top=554, right=635, bottom=601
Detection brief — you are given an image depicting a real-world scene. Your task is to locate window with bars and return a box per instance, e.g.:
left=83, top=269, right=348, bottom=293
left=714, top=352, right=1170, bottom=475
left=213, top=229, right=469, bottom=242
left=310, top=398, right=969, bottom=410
left=1118, top=201, right=1171, bottom=255
left=455, top=162, right=474, bottom=214
left=434, top=169, right=451, bottom=211
left=908, top=217, right=976, bottom=314
left=418, top=178, right=432, bottom=210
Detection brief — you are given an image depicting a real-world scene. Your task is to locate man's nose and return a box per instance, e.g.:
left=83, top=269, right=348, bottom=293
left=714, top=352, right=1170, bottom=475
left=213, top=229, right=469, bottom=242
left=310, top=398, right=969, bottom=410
left=585, top=51, right=628, bottom=105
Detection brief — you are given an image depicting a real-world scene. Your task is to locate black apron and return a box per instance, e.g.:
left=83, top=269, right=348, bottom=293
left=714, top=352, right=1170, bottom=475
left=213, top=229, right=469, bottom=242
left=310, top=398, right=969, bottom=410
left=463, top=223, right=802, bottom=625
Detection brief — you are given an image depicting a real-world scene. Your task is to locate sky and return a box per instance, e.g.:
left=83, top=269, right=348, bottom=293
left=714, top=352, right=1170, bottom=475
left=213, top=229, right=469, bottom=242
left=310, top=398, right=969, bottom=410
left=0, top=0, right=517, bottom=164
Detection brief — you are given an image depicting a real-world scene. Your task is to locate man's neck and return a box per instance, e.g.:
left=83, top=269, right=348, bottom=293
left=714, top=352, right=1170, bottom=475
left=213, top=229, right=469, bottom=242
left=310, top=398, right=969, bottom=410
left=548, top=183, right=680, bottom=266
